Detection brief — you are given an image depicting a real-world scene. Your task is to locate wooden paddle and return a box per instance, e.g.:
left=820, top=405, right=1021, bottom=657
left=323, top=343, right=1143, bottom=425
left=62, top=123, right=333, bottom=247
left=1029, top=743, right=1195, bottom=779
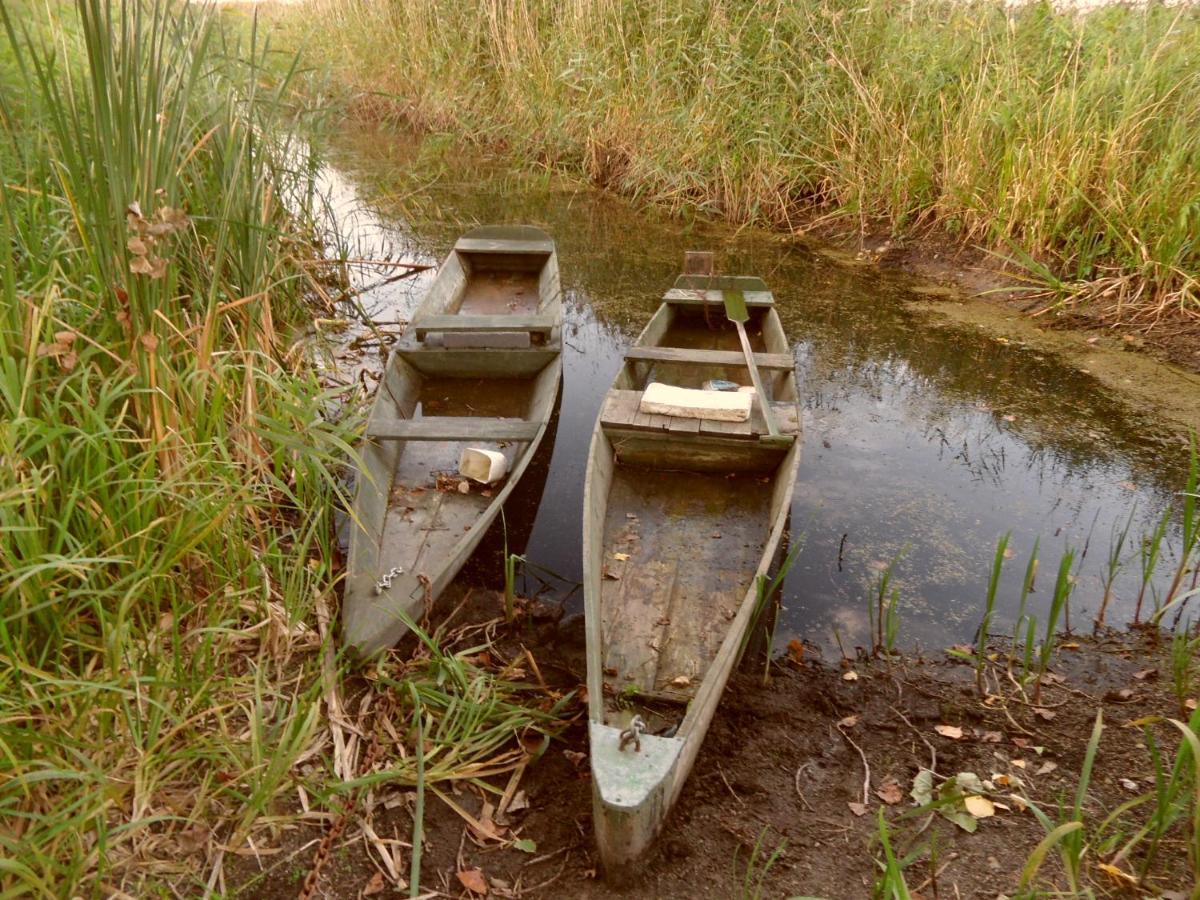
left=722, top=286, right=791, bottom=447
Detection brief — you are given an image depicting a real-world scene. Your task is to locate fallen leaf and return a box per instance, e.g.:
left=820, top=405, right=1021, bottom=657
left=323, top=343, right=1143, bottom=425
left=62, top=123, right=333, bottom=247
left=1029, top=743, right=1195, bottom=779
left=511, top=838, right=537, bottom=853
left=1036, top=761, right=1058, bottom=776
left=1032, top=707, right=1057, bottom=721
left=842, top=670, right=859, bottom=682
left=1120, top=778, right=1139, bottom=792
left=964, top=795, right=995, bottom=818
left=787, top=639, right=805, bottom=664
left=992, top=773, right=1012, bottom=787
left=1008, top=793, right=1028, bottom=813
left=911, top=769, right=934, bottom=806
left=875, top=780, right=903, bottom=805
left=1133, top=668, right=1157, bottom=681
left=1104, top=688, right=1135, bottom=702
left=847, top=802, right=868, bottom=817
left=838, top=715, right=860, bottom=729
left=612, top=552, right=630, bottom=562
left=457, top=868, right=489, bottom=895
left=362, top=871, right=385, bottom=896
left=1011, top=736, right=1029, bottom=748
left=935, top=725, right=964, bottom=739
left=1011, top=759, right=1027, bottom=769
left=1096, top=862, right=1137, bottom=886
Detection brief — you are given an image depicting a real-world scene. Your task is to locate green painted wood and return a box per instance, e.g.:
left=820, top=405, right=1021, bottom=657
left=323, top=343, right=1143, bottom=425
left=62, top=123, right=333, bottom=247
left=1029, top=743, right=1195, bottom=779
left=365, top=417, right=541, bottom=442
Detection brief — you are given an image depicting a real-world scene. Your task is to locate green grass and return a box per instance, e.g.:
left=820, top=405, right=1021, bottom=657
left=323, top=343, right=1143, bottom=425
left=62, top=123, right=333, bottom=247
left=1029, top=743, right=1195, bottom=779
left=303, top=0, right=1200, bottom=322
left=0, top=1, right=356, bottom=893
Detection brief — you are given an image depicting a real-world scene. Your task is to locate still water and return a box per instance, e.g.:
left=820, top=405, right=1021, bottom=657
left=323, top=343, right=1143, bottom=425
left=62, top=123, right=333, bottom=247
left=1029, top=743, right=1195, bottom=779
left=316, top=125, right=1193, bottom=655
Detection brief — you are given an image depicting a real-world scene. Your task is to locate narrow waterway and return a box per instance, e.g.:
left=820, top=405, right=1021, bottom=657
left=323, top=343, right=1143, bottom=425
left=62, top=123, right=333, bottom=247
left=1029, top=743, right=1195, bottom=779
left=317, top=124, right=1195, bottom=655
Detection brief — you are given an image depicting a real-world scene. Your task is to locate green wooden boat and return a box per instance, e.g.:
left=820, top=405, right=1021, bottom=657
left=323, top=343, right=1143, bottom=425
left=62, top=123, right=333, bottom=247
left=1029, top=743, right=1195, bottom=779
left=582, top=271, right=802, bottom=877
left=343, top=226, right=562, bottom=657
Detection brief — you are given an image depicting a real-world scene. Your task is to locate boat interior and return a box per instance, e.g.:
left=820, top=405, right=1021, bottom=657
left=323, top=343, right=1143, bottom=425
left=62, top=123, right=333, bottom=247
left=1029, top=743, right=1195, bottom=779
left=358, top=353, right=559, bottom=592
left=589, top=295, right=801, bottom=734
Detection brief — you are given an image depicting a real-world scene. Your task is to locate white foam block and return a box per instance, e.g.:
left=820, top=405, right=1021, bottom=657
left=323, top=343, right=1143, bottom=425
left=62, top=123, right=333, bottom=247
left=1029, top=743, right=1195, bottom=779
left=640, top=382, right=752, bottom=422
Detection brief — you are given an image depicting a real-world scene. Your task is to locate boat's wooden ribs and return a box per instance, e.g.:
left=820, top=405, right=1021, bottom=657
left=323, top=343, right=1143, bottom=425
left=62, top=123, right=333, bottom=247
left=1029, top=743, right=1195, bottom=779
left=366, top=417, right=540, bottom=442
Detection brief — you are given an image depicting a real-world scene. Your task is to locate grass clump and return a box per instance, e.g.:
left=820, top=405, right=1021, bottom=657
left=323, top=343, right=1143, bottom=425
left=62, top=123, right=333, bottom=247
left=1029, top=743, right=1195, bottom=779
left=0, top=1, right=356, bottom=894
left=306, top=0, right=1200, bottom=323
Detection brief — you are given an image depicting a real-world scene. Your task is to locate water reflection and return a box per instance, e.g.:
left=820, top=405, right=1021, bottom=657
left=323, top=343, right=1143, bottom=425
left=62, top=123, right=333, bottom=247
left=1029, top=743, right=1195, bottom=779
left=319, top=124, right=1192, bottom=654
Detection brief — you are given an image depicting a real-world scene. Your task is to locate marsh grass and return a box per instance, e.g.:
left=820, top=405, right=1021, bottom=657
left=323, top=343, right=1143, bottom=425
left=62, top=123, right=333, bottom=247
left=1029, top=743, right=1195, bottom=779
left=0, top=1, right=363, bottom=893
left=307, top=0, right=1200, bottom=322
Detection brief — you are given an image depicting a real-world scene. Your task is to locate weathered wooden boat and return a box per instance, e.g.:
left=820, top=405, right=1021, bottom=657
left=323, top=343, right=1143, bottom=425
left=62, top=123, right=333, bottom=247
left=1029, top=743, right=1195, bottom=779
left=343, top=226, right=563, bottom=657
left=582, top=269, right=802, bottom=877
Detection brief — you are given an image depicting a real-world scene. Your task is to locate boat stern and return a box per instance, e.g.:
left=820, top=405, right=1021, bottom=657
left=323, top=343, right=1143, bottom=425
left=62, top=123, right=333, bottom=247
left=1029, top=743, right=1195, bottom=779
left=589, top=720, right=683, bottom=882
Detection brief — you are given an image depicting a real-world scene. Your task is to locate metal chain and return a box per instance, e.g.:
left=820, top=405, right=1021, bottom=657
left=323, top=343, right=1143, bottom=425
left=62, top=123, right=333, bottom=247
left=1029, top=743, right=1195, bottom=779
left=298, top=690, right=395, bottom=900
left=374, top=566, right=403, bottom=596
left=619, top=715, right=646, bottom=753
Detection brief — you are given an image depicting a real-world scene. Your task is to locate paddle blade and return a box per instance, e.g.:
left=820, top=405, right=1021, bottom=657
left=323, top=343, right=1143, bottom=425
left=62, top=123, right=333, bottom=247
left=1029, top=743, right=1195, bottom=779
left=723, top=288, right=748, bottom=323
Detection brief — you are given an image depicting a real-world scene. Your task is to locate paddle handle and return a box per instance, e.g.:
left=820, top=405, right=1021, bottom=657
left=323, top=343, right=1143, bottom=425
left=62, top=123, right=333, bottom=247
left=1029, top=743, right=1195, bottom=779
left=733, top=319, right=781, bottom=437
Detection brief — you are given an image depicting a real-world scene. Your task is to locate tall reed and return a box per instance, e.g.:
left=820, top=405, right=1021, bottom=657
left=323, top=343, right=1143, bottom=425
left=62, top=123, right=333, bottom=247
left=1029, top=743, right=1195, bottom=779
left=307, top=0, right=1200, bottom=321
left=0, top=2, right=352, bottom=893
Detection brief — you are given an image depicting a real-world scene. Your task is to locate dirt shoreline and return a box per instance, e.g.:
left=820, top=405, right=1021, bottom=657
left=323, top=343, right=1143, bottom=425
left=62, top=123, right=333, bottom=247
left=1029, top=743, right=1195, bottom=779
left=229, top=592, right=1196, bottom=899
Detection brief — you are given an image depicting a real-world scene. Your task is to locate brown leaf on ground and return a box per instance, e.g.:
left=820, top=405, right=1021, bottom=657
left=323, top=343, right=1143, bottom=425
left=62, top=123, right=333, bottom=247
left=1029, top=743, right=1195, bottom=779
left=1033, top=707, right=1057, bottom=721
left=847, top=802, right=868, bottom=817
left=1133, top=668, right=1157, bottom=681
left=935, top=724, right=964, bottom=739
left=875, top=779, right=903, bottom=805
left=457, top=868, right=488, bottom=895
left=838, top=715, right=859, bottom=729
left=787, top=639, right=805, bottom=664
left=362, top=871, right=385, bottom=896
left=842, top=670, right=859, bottom=682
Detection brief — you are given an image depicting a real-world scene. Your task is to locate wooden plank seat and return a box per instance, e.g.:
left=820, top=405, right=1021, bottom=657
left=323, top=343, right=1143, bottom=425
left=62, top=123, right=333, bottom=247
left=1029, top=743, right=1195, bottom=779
left=661, top=288, right=775, bottom=307
left=599, top=390, right=799, bottom=439
left=366, top=417, right=540, bottom=442
left=624, top=346, right=794, bottom=371
left=414, top=314, right=556, bottom=340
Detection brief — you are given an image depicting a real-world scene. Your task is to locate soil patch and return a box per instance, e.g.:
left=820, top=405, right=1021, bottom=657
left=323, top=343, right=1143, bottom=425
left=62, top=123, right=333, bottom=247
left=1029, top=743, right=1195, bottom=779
left=226, top=592, right=1196, bottom=899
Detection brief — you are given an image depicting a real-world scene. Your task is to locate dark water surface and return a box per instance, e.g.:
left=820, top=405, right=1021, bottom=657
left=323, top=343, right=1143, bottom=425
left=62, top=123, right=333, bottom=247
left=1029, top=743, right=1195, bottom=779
left=318, top=125, right=1193, bottom=655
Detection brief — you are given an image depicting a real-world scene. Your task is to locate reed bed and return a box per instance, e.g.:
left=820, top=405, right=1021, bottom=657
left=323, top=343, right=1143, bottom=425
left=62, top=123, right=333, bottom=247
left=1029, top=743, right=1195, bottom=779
left=0, top=1, right=354, bottom=893
left=307, top=0, right=1200, bottom=323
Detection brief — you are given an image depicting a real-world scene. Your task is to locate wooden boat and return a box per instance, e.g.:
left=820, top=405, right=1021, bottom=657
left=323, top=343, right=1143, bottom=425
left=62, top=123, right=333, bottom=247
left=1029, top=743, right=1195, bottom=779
left=343, top=226, right=563, bottom=657
left=582, top=271, right=802, bottom=877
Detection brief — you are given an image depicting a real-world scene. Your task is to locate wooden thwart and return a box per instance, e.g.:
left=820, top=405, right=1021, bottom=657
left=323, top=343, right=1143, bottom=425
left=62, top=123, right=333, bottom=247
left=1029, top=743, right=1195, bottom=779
left=599, top=390, right=798, bottom=439
left=624, top=346, right=794, bottom=371
left=414, top=314, right=557, bottom=339
left=366, top=417, right=540, bottom=442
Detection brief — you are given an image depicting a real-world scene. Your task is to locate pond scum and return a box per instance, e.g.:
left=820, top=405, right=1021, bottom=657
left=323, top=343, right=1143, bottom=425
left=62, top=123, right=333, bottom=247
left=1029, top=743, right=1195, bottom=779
left=2, top=1, right=1200, bottom=897
left=304, top=0, right=1200, bottom=326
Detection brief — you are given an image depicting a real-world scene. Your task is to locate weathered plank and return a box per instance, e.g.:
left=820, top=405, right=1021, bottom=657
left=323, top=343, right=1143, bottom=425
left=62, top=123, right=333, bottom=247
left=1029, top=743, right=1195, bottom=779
left=366, top=417, right=540, bottom=442
left=624, top=346, right=793, bottom=370
left=414, top=314, right=557, bottom=338
left=662, top=288, right=775, bottom=307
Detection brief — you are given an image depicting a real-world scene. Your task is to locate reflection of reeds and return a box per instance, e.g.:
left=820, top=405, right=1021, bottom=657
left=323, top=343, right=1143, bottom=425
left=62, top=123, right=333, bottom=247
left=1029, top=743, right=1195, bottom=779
left=1154, top=436, right=1199, bottom=627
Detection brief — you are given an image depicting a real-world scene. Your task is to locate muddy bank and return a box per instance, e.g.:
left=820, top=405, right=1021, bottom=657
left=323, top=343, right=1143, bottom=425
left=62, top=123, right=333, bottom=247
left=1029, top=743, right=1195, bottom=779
left=228, top=595, right=1197, bottom=898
